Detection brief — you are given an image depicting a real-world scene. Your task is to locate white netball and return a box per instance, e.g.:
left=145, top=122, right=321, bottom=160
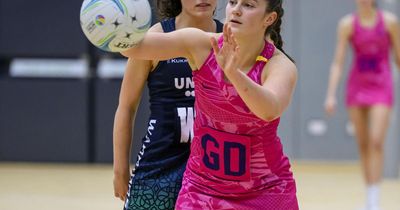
left=80, top=0, right=152, bottom=52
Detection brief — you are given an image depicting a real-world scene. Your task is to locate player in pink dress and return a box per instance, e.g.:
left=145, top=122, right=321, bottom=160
left=122, top=0, right=298, bottom=209
left=175, top=35, right=298, bottom=210
left=325, top=0, right=400, bottom=209
left=346, top=10, right=393, bottom=107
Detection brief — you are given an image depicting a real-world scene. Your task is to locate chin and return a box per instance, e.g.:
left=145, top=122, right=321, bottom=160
left=229, top=26, right=242, bottom=35
left=194, top=11, right=214, bottom=18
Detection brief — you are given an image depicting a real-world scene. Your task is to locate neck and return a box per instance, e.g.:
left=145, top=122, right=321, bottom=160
left=235, top=34, right=266, bottom=71
left=175, top=13, right=216, bottom=32
left=357, top=6, right=376, bottom=18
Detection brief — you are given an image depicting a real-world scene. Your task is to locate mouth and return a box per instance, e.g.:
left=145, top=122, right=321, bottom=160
left=195, top=3, right=211, bottom=8
left=230, top=19, right=242, bottom=24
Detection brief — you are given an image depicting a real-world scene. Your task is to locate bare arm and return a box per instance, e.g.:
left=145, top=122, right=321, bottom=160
left=113, top=22, right=164, bottom=201
left=226, top=54, right=297, bottom=121
left=121, top=28, right=213, bottom=69
left=325, top=15, right=352, bottom=116
left=384, top=12, right=400, bottom=69
left=113, top=58, right=152, bottom=201
left=210, top=25, right=296, bottom=121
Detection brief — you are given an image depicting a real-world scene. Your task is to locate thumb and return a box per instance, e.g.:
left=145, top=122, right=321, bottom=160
left=210, top=37, right=220, bottom=55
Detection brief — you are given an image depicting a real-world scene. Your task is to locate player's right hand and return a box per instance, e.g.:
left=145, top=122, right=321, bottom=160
left=113, top=170, right=130, bottom=201
left=324, top=96, right=337, bottom=117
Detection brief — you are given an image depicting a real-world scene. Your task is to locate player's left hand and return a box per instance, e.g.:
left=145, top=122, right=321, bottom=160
left=211, top=23, right=240, bottom=76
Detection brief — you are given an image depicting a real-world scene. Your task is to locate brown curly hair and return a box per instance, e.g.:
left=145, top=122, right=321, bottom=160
left=264, top=0, right=292, bottom=61
left=156, top=0, right=182, bottom=19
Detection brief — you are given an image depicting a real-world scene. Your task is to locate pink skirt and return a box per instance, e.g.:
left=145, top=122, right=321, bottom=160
left=346, top=67, right=394, bottom=107
left=175, top=177, right=299, bottom=210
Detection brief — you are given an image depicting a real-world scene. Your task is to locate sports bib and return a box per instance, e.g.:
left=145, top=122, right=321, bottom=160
left=198, top=126, right=251, bottom=181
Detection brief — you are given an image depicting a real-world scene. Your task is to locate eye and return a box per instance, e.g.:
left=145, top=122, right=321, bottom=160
left=244, top=3, right=255, bottom=8
left=228, top=0, right=237, bottom=6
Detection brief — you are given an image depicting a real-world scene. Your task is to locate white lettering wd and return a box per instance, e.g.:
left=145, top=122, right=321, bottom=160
left=177, top=107, right=195, bottom=143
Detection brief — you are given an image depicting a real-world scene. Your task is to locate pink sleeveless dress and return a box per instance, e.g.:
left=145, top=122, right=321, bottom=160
left=175, top=37, right=298, bottom=210
left=346, top=11, right=393, bottom=107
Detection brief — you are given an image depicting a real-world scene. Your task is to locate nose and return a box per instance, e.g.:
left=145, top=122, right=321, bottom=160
left=231, top=4, right=242, bottom=16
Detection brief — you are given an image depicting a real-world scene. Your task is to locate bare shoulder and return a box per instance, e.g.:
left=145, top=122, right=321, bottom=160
left=148, top=22, right=164, bottom=33
left=382, top=10, right=399, bottom=27
left=340, top=14, right=353, bottom=26
left=262, top=50, right=297, bottom=81
left=382, top=10, right=398, bottom=22
left=338, top=14, right=353, bottom=30
left=332, top=14, right=353, bottom=39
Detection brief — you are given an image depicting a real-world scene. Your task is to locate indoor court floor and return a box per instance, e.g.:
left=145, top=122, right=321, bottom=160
left=0, top=161, right=399, bottom=210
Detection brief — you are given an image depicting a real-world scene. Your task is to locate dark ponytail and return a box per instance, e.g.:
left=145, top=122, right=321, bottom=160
left=265, top=0, right=294, bottom=62
left=156, top=0, right=182, bottom=19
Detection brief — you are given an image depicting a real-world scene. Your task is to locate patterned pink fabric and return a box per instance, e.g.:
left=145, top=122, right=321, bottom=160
left=175, top=37, right=298, bottom=210
left=347, top=10, right=393, bottom=107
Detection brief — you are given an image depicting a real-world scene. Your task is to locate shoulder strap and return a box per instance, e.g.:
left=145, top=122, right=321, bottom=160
left=214, top=19, right=224, bottom=33
left=160, top=18, right=176, bottom=32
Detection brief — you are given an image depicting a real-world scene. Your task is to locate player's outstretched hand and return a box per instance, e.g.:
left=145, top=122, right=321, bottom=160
left=211, top=23, right=241, bottom=76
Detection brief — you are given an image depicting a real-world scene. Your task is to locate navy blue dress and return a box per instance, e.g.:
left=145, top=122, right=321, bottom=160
left=124, top=18, right=223, bottom=210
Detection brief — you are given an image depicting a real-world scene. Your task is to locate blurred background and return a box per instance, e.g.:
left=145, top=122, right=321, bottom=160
left=0, top=0, right=399, bottom=210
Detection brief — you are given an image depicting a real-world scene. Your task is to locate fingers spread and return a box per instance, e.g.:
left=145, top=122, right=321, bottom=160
left=210, top=37, right=220, bottom=55
left=223, top=24, right=229, bottom=44
left=228, top=25, right=233, bottom=45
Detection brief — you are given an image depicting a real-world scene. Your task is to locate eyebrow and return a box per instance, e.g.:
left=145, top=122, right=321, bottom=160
left=248, top=0, right=259, bottom=4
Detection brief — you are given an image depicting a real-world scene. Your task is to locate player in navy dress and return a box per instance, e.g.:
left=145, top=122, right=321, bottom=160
left=113, top=1, right=223, bottom=209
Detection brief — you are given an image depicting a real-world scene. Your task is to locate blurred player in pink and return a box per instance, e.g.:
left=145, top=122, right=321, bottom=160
left=122, top=0, right=298, bottom=209
left=325, top=0, right=400, bottom=209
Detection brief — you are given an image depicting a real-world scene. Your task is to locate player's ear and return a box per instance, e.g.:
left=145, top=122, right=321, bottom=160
left=264, top=11, right=277, bottom=28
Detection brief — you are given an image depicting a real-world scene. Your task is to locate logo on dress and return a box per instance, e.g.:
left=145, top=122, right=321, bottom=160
left=167, top=58, right=188, bottom=64
left=135, top=119, right=156, bottom=167
left=177, top=107, right=195, bottom=143
left=175, top=77, right=195, bottom=97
